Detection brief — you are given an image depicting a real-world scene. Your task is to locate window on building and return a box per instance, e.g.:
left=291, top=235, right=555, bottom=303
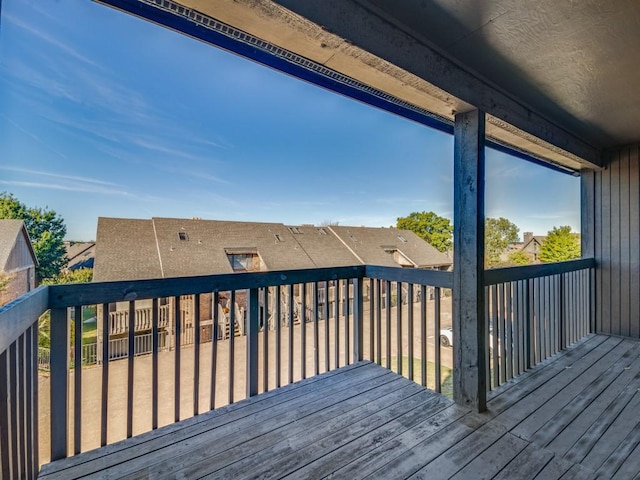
left=397, top=235, right=408, bottom=243
left=288, top=227, right=302, bottom=234
left=382, top=247, right=414, bottom=268
left=225, top=249, right=263, bottom=272
left=317, top=228, right=327, bottom=235
left=178, top=231, right=188, bottom=241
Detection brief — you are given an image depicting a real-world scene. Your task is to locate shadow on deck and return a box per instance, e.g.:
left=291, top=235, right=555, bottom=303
left=39, top=334, right=640, bottom=479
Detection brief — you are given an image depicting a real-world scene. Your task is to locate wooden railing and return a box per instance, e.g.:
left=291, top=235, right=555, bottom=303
left=0, top=261, right=594, bottom=477
left=484, top=258, right=595, bottom=391
left=0, top=287, right=48, bottom=480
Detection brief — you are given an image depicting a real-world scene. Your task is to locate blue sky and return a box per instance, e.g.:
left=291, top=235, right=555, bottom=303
left=0, top=0, right=580, bottom=241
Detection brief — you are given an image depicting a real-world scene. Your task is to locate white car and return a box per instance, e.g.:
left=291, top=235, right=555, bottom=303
left=439, top=327, right=453, bottom=347
left=439, top=327, right=498, bottom=353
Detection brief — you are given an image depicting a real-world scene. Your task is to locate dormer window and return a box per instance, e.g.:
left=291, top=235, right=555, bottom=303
left=225, top=248, right=263, bottom=272
left=317, top=228, right=327, bottom=235
left=178, top=232, right=188, bottom=241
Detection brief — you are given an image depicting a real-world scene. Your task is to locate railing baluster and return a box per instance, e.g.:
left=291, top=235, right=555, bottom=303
left=300, top=282, right=307, bottom=379
left=396, top=282, right=402, bottom=376
left=0, top=350, right=9, bottom=479
left=354, top=277, right=364, bottom=363
left=152, top=299, right=159, bottom=429
left=506, top=282, right=513, bottom=381
left=313, top=282, right=319, bottom=376
left=25, top=326, right=35, bottom=479
left=210, top=293, right=219, bottom=410
left=276, top=287, right=282, bottom=386
left=18, top=334, right=26, bottom=476
left=74, top=305, right=82, bottom=453
left=127, top=301, right=135, bottom=438
left=491, top=285, right=499, bottom=388
left=420, top=285, right=427, bottom=388
left=174, top=296, right=181, bottom=421
left=101, top=304, right=109, bottom=446
left=247, top=288, right=259, bottom=397
left=288, top=284, right=294, bottom=384
left=334, top=281, right=340, bottom=369
left=229, top=290, right=236, bottom=404
left=369, top=278, right=374, bottom=361
left=50, top=307, right=69, bottom=461
left=194, top=294, right=201, bottom=415
left=344, top=280, right=350, bottom=365
left=385, top=280, right=391, bottom=370
left=434, top=287, right=441, bottom=393
left=485, top=286, right=491, bottom=390
left=376, top=280, right=382, bottom=366
left=407, top=283, right=414, bottom=381
left=31, top=323, right=39, bottom=474
left=323, top=283, right=329, bottom=373
left=263, top=288, right=269, bottom=392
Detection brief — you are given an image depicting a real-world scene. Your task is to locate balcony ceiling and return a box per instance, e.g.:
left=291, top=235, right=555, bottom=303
left=97, top=0, right=640, bottom=170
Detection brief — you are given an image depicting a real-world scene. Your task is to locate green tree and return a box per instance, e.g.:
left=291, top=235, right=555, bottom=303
left=42, top=267, right=93, bottom=285
left=396, top=211, right=453, bottom=253
left=507, top=250, right=533, bottom=266
left=485, top=217, right=520, bottom=268
left=0, top=192, right=67, bottom=279
left=539, top=226, right=580, bottom=262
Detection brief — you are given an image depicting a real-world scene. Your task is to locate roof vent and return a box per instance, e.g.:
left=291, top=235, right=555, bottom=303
left=288, top=227, right=302, bottom=234
left=178, top=232, right=188, bottom=241
left=397, top=235, right=408, bottom=243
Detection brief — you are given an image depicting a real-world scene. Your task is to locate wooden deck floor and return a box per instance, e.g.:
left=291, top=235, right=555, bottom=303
left=39, top=334, right=640, bottom=479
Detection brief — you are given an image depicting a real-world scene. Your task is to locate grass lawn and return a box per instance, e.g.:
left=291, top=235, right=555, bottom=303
left=382, top=356, right=453, bottom=398
left=81, top=306, right=98, bottom=344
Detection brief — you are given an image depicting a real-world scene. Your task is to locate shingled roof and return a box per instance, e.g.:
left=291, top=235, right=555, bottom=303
left=329, top=226, right=451, bottom=268
left=93, top=217, right=452, bottom=281
left=65, top=242, right=95, bottom=270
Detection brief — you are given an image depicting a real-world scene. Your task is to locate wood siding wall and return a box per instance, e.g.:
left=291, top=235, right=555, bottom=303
left=593, top=144, right=640, bottom=337
left=4, top=232, right=35, bottom=272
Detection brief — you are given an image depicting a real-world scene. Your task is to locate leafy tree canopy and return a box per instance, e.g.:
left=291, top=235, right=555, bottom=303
left=396, top=211, right=453, bottom=253
left=485, top=217, right=520, bottom=268
left=0, top=192, right=67, bottom=279
left=42, top=268, right=93, bottom=286
left=539, top=226, right=581, bottom=263
left=507, top=250, right=533, bottom=266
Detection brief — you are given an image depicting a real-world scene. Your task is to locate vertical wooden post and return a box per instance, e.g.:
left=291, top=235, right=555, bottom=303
left=353, top=277, right=364, bottom=363
left=453, top=109, right=487, bottom=412
left=247, top=288, right=259, bottom=397
left=581, top=169, right=596, bottom=333
left=50, top=307, right=69, bottom=460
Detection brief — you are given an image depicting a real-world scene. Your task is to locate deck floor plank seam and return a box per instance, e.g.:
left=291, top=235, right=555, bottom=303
left=156, top=377, right=430, bottom=479
left=542, top=343, right=640, bottom=455
left=489, top=336, right=630, bottom=431
left=103, top=369, right=405, bottom=479
left=39, top=361, right=382, bottom=479
left=215, top=388, right=452, bottom=480
left=517, top=340, right=640, bottom=444
left=487, top=335, right=617, bottom=416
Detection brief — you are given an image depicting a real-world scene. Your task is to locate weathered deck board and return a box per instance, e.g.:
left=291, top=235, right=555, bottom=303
left=40, top=335, right=640, bottom=480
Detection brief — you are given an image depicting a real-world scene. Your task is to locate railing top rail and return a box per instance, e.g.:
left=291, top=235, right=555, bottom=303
left=483, top=257, right=595, bottom=286
left=364, top=265, right=453, bottom=288
left=48, top=265, right=366, bottom=308
left=0, top=285, right=49, bottom=354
